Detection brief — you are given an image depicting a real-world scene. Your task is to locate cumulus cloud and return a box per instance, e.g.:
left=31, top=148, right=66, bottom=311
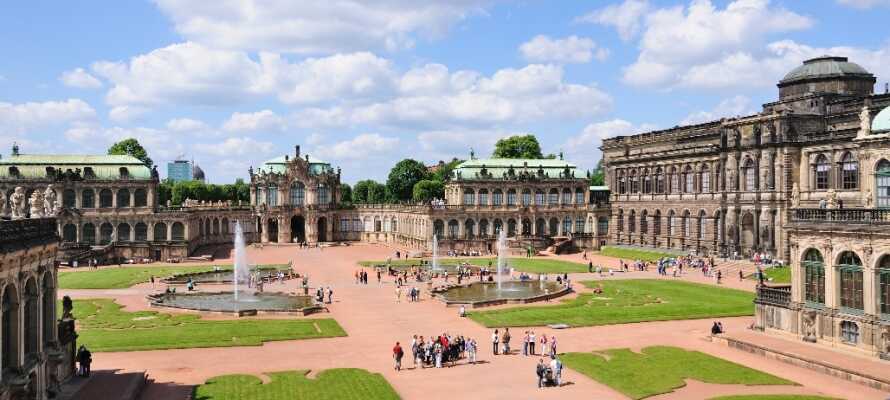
left=0, top=99, right=96, bottom=134
left=109, top=105, right=149, bottom=123
left=564, top=119, right=657, bottom=168
left=836, top=0, right=890, bottom=8
left=152, top=0, right=495, bottom=54
left=222, top=110, right=286, bottom=133
left=195, top=137, right=275, bottom=156
left=264, top=52, right=395, bottom=104
left=577, top=0, right=651, bottom=41
left=681, top=95, right=755, bottom=125
left=310, top=133, right=400, bottom=162
left=59, top=68, right=103, bottom=89
left=166, top=117, right=211, bottom=133
left=519, top=35, right=607, bottom=64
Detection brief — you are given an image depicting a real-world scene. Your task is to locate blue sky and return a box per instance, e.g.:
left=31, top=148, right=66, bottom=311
left=2, top=0, right=890, bottom=183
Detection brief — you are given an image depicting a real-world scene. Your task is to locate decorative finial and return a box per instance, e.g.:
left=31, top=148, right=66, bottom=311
left=12, top=142, right=20, bottom=156
left=470, top=148, right=475, bottom=160
left=559, top=150, right=564, bottom=160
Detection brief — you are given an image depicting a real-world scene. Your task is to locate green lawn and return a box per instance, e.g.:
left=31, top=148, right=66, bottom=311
left=710, top=396, right=841, bottom=400
left=193, top=369, right=400, bottom=400
left=748, top=267, right=791, bottom=284
left=358, top=257, right=588, bottom=273
left=69, top=298, right=346, bottom=352
left=561, top=346, right=795, bottom=399
left=59, top=264, right=288, bottom=289
left=599, top=246, right=681, bottom=262
left=468, top=279, right=754, bottom=328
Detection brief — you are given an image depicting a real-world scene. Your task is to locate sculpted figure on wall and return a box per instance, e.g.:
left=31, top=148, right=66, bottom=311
left=801, top=311, right=817, bottom=343
left=43, top=184, right=58, bottom=216
left=29, top=190, right=44, bottom=218
left=0, top=190, right=6, bottom=217
left=857, top=105, right=871, bottom=139
left=826, top=188, right=838, bottom=209
left=882, top=326, right=890, bottom=354
left=791, top=183, right=800, bottom=207
left=10, top=187, right=26, bottom=219
left=864, top=188, right=874, bottom=208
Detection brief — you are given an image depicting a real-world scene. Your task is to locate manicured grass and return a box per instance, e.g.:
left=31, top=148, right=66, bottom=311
left=748, top=267, right=791, bottom=284
left=710, top=396, right=841, bottom=400
left=467, top=279, right=754, bottom=328
left=561, top=346, right=795, bottom=399
left=193, top=369, right=400, bottom=400
left=358, top=257, right=588, bottom=273
left=599, top=246, right=680, bottom=262
left=59, top=264, right=288, bottom=289
left=68, top=298, right=345, bottom=352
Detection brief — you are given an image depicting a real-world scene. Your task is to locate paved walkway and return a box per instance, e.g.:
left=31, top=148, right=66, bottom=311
left=65, top=245, right=889, bottom=400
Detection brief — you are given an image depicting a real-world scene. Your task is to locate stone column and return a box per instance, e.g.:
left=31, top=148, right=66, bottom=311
left=825, top=245, right=838, bottom=309
left=167, top=223, right=173, bottom=242
left=112, top=188, right=118, bottom=208
left=75, top=188, right=82, bottom=209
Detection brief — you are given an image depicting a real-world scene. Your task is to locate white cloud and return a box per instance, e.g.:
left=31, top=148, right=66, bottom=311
left=681, top=95, right=755, bottom=125
left=417, top=129, right=513, bottom=161
left=310, top=133, right=400, bottom=162
left=519, top=35, right=606, bottom=64
left=0, top=99, right=96, bottom=134
left=166, top=117, right=211, bottom=133
left=222, top=110, right=286, bottom=133
left=564, top=119, right=657, bottom=168
left=577, top=0, right=651, bottom=41
left=153, top=0, right=495, bottom=54
left=195, top=137, right=275, bottom=156
left=59, top=68, right=103, bottom=89
left=615, top=0, right=813, bottom=88
left=264, top=52, right=395, bottom=104
left=836, top=0, right=890, bottom=8
left=109, top=105, right=149, bottom=123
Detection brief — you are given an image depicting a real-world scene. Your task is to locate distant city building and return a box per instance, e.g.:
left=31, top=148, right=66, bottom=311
left=192, top=164, right=205, bottom=182
left=166, top=160, right=192, bottom=182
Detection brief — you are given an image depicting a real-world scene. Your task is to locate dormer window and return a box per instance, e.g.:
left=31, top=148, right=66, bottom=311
left=119, top=167, right=129, bottom=179
left=45, top=166, right=55, bottom=177
left=84, top=167, right=96, bottom=179
left=8, top=166, right=19, bottom=178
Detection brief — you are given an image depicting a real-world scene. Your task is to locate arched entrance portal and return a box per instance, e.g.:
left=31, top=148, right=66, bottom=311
left=268, top=219, right=279, bottom=243
left=291, top=215, right=306, bottom=243
left=317, top=217, right=328, bottom=242
left=740, top=212, right=755, bottom=253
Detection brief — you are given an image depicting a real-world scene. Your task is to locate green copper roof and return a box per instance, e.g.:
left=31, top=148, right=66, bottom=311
left=0, top=154, right=152, bottom=180
left=257, top=155, right=333, bottom=175
left=780, top=56, right=872, bottom=83
left=873, top=106, right=890, bottom=133
left=453, top=158, right=579, bottom=180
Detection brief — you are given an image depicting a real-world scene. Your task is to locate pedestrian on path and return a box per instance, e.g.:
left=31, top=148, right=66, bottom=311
left=536, top=359, right=545, bottom=388
left=529, top=331, right=536, bottom=355
left=393, top=342, right=404, bottom=371
left=396, top=286, right=402, bottom=303
left=492, top=329, right=499, bottom=355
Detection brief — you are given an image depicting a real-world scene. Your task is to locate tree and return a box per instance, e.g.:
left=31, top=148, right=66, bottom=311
left=430, top=158, right=463, bottom=183
left=340, top=183, right=353, bottom=204
left=352, top=180, right=373, bottom=203
left=386, top=159, right=429, bottom=202
left=590, top=159, right=605, bottom=186
left=108, top=138, right=153, bottom=168
left=368, top=182, right=388, bottom=203
left=492, top=134, right=544, bottom=159
left=412, top=179, right=444, bottom=203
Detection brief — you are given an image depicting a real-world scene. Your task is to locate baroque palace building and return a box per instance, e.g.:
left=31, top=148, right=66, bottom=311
left=249, top=147, right=610, bottom=253
left=603, top=55, right=890, bottom=359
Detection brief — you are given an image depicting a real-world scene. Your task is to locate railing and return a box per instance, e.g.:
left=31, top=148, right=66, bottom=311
left=756, top=284, right=791, bottom=307
left=792, top=208, right=890, bottom=224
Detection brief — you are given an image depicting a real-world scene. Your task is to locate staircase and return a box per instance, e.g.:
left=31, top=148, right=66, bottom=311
left=544, top=237, right=573, bottom=255
left=59, top=370, right=147, bottom=400
left=715, top=258, right=761, bottom=279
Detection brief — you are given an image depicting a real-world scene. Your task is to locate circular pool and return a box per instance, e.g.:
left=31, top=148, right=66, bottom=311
left=148, top=291, right=321, bottom=316
left=433, top=280, right=571, bottom=308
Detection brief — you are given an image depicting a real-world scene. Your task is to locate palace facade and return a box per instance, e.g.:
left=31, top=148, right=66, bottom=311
left=0, top=218, right=76, bottom=399
left=602, top=55, right=890, bottom=359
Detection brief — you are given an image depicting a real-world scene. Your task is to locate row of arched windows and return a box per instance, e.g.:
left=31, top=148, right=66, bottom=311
left=811, top=152, right=860, bottom=190
left=255, top=182, right=330, bottom=206
left=432, top=216, right=591, bottom=239
left=1, top=274, right=55, bottom=374
left=462, top=187, right=585, bottom=206
left=61, top=221, right=185, bottom=243
left=616, top=209, right=720, bottom=241
left=801, top=249, right=890, bottom=327
left=615, top=164, right=717, bottom=195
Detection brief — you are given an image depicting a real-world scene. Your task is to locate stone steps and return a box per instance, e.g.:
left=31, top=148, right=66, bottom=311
left=60, top=370, right=147, bottom=400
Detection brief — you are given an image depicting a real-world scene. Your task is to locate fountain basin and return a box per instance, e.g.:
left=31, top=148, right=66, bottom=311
left=147, top=291, right=324, bottom=317
left=372, top=263, right=480, bottom=275
left=162, top=267, right=293, bottom=285
left=432, top=280, right=571, bottom=308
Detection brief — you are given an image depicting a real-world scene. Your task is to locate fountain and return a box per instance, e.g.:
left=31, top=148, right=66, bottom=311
left=233, top=220, right=249, bottom=301
left=496, top=228, right=507, bottom=292
left=431, top=234, right=440, bottom=273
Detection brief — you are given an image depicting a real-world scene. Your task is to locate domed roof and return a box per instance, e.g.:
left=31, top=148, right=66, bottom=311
left=873, top=106, right=890, bottom=133
left=780, top=56, right=872, bottom=84
left=192, top=164, right=205, bottom=180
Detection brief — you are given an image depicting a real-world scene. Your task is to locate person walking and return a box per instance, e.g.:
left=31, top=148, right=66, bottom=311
left=550, top=335, right=557, bottom=357
left=395, top=286, right=402, bottom=303
left=522, top=331, right=529, bottom=356
left=492, top=329, right=500, bottom=355
left=326, top=286, right=333, bottom=304
left=502, top=328, right=511, bottom=355
left=529, top=331, right=536, bottom=355
left=467, top=338, right=477, bottom=364
left=393, top=342, right=404, bottom=371
left=536, top=359, right=546, bottom=389
left=550, top=355, right=562, bottom=386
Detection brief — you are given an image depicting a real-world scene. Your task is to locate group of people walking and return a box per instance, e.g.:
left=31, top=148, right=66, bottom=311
left=394, top=334, right=478, bottom=371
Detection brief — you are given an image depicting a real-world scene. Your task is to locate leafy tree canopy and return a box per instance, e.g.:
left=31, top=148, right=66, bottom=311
left=386, top=159, right=429, bottom=202
left=590, top=159, right=605, bottom=186
left=339, top=183, right=353, bottom=204
left=352, top=180, right=387, bottom=203
left=108, top=138, right=153, bottom=168
left=158, top=179, right=249, bottom=206
left=492, top=134, right=544, bottom=159
left=412, top=179, right=444, bottom=203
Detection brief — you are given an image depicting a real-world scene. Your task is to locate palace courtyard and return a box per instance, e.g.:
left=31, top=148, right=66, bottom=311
left=57, top=244, right=890, bottom=400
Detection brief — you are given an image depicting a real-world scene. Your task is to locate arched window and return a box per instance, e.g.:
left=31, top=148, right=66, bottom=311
left=575, top=188, right=584, bottom=204
left=99, top=189, right=113, bottom=208
left=508, top=219, right=517, bottom=236
left=535, top=189, right=545, bottom=205
left=803, top=249, right=825, bottom=305
left=135, top=223, right=148, bottom=241
left=76, top=190, right=92, bottom=209
left=117, top=223, right=131, bottom=242
left=682, top=211, right=691, bottom=237
left=878, top=255, right=890, bottom=317
left=433, top=220, right=445, bottom=238
left=640, top=211, right=648, bottom=234
left=670, top=167, right=679, bottom=193
left=837, top=251, right=863, bottom=312
left=547, top=189, right=558, bottom=205
left=153, top=222, right=167, bottom=241
left=618, top=171, right=626, bottom=194
left=575, top=217, right=584, bottom=233
left=876, top=159, right=890, bottom=208
left=266, top=185, right=278, bottom=206
left=494, top=219, right=504, bottom=235
left=317, top=184, right=331, bottom=204
left=630, top=171, right=639, bottom=194
left=23, top=279, right=38, bottom=358
left=62, top=224, right=77, bottom=242
left=562, top=188, right=572, bottom=204
left=222, top=218, right=230, bottom=234
left=213, top=218, right=220, bottom=235
left=653, top=210, right=662, bottom=235
left=714, top=211, right=722, bottom=241
left=82, top=223, right=96, bottom=244
left=563, top=217, right=572, bottom=234
left=700, top=165, right=710, bottom=193
left=744, top=158, right=756, bottom=191
left=617, top=210, right=624, bottom=233
left=492, top=190, right=503, bottom=206
left=698, top=211, right=707, bottom=239
left=63, top=189, right=76, bottom=208
left=628, top=210, right=636, bottom=234
left=814, top=154, right=830, bottom=190
left=99, top=222, right=113, bottom=244
left=642, top=170, right=652, bottom=194
left=507, top=189, right=517, bottom=206
left=548, top=218, right=558, bottom=236
left=116, top=189, right=130, bottom=208
left=655, top=168, right=665, bottom=194
left=172, top=222, right=185, bottom=240
left=684, top=166, right=694, bottom=193
left=465, top=219, right=476, bottom=239
left=119, top=167, right=129, bottom=178
left=464, top=189, right=476, bottom=205
left=2, top=284, right=20, bottom=372
left=521, top=189, right=531, bottom=206
left=290, top=182, right=305, bottom=206
left=479, top=219, right=490, bottom=237
left=478, top=189, right=489, bottom=205
left=840, top=152, right=858, bottom=190
left=597, top=217, right=609, bottom=235
left=42, top=275, right=54, bottom=346
left=134, top=188, right=147, bottom=207
left=667, top=211, right=675, bottom=236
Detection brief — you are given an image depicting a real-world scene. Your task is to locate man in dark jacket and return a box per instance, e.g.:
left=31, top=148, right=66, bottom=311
left=536, top=358, right=546, bottom=388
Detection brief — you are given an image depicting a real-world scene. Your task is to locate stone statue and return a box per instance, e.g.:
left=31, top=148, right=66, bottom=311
left=29, top=190, right=44, bottom=218
left=9, top=187, right=26, bottom=219
left=826, top=188, right=839, bottom=209
left=882, top=326, right=890, bottom=354
left=801, top=311, right=817, bottom=343
left=791, top=183, right=800, bottom=207
left=857, top=105, right=871, bottom=139
left=43, top=185, right=57, bottom=216
left=61, top=295, right=74, bottom=320
left=0, top=190, right=6, bottom=217
left=864, top=188, right=874, bottom=208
